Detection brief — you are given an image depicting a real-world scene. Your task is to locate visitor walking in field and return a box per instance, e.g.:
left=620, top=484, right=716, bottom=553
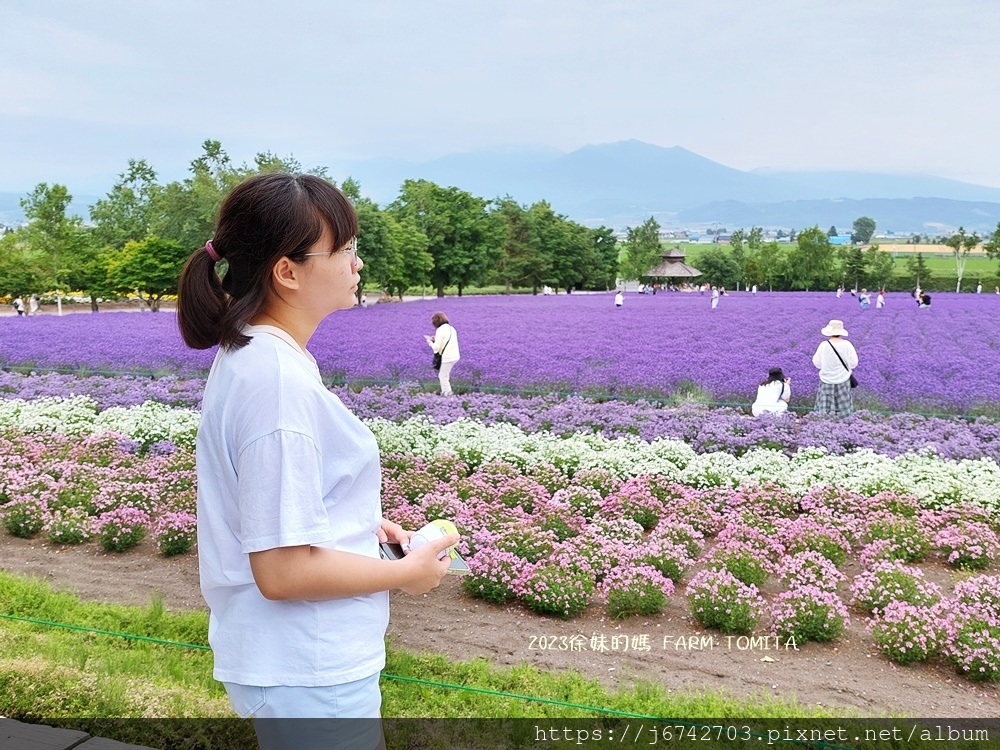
left=175, top=173, right=456, bottom=747
left=812, top=319, right=858, bottom=416
left=614, top=290, right=624, bottom=307
left=751, top=367, right=791, bottom=417
left=28, top=294, right=40, bottom=315
left=426, top=311, right=460, bottom=396
left=876, top=290, right=885, bottom=309
left=710, top=286, right=719, bottom=309
left=12, top=295, right=24, bottom=316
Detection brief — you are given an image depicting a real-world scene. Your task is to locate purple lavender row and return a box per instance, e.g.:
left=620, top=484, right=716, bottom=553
left=1, top=292, right=999, bottom=412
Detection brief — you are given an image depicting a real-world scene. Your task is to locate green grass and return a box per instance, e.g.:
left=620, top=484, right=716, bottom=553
left=0, top=570, right=843, bottom=727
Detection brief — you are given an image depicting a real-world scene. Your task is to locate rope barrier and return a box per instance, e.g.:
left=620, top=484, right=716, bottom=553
left=0, top=363, right=992, bottom=422
left=0, top=611, right=859, bottom=748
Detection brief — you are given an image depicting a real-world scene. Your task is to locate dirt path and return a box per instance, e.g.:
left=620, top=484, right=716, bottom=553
left=1, top=534, right=997, bottom=720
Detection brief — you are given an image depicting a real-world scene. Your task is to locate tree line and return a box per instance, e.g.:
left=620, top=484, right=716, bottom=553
left=0, top=141, right=619, bottom=310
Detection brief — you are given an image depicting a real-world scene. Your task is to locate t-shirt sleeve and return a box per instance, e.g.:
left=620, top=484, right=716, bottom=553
left=235, top=429, right=332, bottom=554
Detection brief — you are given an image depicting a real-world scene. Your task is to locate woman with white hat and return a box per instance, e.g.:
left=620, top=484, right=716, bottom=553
left=812, top=319, right=858, bottom=415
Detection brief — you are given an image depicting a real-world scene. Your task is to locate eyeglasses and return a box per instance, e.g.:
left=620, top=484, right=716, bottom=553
left=302, top=237, right=359, bottom=265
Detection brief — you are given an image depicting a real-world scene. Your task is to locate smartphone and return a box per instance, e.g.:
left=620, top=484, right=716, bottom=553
left=379, top=542, right=469, bottom=575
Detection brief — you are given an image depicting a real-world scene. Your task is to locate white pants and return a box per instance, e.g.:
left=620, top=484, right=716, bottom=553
left=438, top=359, right=457, bottom=396
left=225, top=676, right=383, bottom=750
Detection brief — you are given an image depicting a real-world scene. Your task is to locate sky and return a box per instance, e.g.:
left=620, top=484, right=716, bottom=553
left=2, top=0, right=999, bottom=196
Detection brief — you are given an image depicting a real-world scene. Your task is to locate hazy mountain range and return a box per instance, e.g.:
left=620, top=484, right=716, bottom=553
left=3, top=140, right=999, bottom=233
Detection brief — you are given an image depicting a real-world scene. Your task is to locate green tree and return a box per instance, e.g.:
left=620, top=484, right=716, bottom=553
left=905, top=252, right=931, bottom=289
left=588, top=226, right=618, bottom=291
left=105, top=236, right=189, bottom=311
left=827, top=226, right=839, bottom=237
left=151, top=140, right=240, bottom=254
left=851, top=216, right=877, bottom=245
left=945, top=226, right=982, bottom=292
left=19, top=183, right=78, bottom=303
left=786, top=226, right=837, bottom=290
left=0, top=231, right=43, bottom=297
left=90, top=159, right=161, bottom=249
left=388, top=180, right=494, bottom=297
left=619, top=216, right=662, bottom=282
left=842, top=246, right=867, bottom=290
left=983, top=222, right=1000, bottom=287
left=491, top=197, right=549, bottom=293
left=865, top=243, right=895, bottom=289
left=757, top=241, right=786, bottom=291
left=695, top=246, right=740, bottom=288
left=381, top=214, right=434, bottom=299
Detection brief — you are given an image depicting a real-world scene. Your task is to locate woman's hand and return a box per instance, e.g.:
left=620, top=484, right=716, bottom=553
left=377, top=518, right=412, bottom=548
left=398, top=533, right=459, bottom=595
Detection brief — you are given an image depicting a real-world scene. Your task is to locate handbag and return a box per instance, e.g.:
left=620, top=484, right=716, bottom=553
left=432, top=329, right=452, bottom=371
left=827, top=341, right=858, bottom=388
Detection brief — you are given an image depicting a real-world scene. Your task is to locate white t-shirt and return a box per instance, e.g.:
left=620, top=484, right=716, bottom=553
left=751, top=380, right=789, bottom=417
left=197, top=325, right=387, bottom=687
left=812, top=338, right=858, bottom=385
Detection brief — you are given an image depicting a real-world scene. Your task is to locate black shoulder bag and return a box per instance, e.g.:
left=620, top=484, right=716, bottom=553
left=433, top=330, right=452, bottom=371
left=827, top=341, right=858, bottom=388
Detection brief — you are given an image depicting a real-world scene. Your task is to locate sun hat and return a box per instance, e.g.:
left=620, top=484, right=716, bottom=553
left=821, top=319, right=848, bottom=337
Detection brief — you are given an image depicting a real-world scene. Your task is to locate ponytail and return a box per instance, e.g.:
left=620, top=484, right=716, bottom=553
left=176, top=245, right=229, bottom=350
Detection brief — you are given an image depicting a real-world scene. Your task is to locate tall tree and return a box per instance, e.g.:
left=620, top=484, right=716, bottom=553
left=865, top=243, right=895, bottom=289
left=827, top=226, right=839, bottom=237
left=945, top=226, right=982, bottom=292
left=757, top=241, right=786, bottom=291
left=905, top=252, right=931, bottom=289
left=588, top=226, right=618, bottom=291
left=695, top=246, right=740, bottom=288
left=842, top=246, right=867, bottom=290
left=786, top=226, right=836, bottom=290
left=90, top=159, right=161, bottom=249
left=388, top=180, right=494, bottom=297
left=851, top=216, right=876, bottom=245
left=619, top=216, right=662, bottom=281
left=19, top=183, right=78, bottom=303
left=491, top=197, right=549, bottom=293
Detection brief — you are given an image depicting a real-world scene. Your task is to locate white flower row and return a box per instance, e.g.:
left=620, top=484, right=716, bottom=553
left=0, top=396, right=200, bottom=450
left=1, top=397, right=997, bottom=515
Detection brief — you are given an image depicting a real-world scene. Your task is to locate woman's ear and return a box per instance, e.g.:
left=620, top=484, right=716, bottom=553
left=271, top=257, right=302, bottom=291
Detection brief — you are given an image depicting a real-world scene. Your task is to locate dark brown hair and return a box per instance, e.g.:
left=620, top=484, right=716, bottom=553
left=760, top=367, right=786, bottom=387
left=431, top=311, right=449, bottom=328
left=176, top=173, right=358, bottom=350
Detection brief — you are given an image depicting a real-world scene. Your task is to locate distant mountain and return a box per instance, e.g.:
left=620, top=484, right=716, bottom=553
left=328, top=140, right=1000, bottom=231
left=751, top=169, right=1000, bottom=204
left=676, top=197, right=1000, bottom=234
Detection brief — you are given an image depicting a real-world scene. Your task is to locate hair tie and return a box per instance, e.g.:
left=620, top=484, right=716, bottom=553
left=205, top=240, right=221, bottom=263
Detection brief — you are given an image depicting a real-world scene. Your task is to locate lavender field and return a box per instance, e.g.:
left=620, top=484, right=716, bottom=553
left=2, top=291, right=999, bottom=414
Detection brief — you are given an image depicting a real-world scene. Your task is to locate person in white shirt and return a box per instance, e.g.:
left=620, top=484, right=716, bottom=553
left=876, top=290, right=885, bottom=309
left=614, top=290, right=624, bottom=307
left=711, top=286, right=720, bottom=309
left=812, top=319, right=859, bottom=415
left=175, top=173, right=456, bottom=747
left=426, top=311, right=460, bottom=396
left=751, top=367, right=791, bottom=417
